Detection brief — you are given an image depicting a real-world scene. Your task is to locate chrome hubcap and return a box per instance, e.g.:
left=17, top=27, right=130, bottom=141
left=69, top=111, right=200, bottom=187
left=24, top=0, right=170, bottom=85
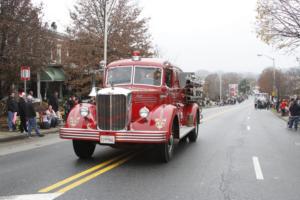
left=168, top=134, right=174, bottom=154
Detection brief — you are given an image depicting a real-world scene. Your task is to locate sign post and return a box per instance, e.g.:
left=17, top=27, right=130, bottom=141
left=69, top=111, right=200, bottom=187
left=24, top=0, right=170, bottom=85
left=21, top=66, right=30, bottom=94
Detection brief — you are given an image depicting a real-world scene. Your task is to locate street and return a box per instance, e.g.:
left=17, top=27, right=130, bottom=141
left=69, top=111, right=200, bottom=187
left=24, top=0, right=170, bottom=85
left=1, top=99, right=300, bottom=200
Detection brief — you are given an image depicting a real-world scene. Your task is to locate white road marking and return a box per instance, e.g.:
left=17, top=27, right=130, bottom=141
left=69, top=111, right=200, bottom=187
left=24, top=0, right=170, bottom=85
left=247, top=116, right=250, bottom=120
left=0, top=193, right=62, bottom=200
left=247, top=125, right=251, bottom=131
left=295, top=142, right=300, bottom=146
left=252, top=156, right=264, bottom=180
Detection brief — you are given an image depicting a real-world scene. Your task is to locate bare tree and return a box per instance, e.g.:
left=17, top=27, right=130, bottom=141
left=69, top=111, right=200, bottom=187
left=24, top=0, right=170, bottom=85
left=282, top=67, right=300, bottom=94
left=0, top=0, right=52, bottom=97
left=256, top=0, right=300, bottom=50
left=204, top=73, right=220, bottom=100
left=258, top=67, right=288, bottom=97
left=258, top=68, right=274, bottom=94
left=64, top=0, right=153, bottom=95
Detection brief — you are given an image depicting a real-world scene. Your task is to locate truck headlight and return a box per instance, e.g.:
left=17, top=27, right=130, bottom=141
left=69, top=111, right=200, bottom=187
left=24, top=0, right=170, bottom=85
left=139, top=107, right=149, bottom=118
left=80, top=107, right=89, bottom=117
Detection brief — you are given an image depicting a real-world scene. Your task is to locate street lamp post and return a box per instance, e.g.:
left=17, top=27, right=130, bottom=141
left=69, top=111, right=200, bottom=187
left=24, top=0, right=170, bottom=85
left=257, top=54, right=276, bottom=96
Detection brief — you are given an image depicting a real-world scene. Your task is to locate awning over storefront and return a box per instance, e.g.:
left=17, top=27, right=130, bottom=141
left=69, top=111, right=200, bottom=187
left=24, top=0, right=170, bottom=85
left=40, top=67, right=65, bottom=82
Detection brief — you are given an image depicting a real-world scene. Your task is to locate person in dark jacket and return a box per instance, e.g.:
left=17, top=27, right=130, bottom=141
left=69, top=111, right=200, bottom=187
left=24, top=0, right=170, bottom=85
left=64, top=95, right=75, bottom=120
left=6, top=91, right=18, bottom=131
left=293, top=99, right=300, bottom=130
left=48, top=91, right=59, bottom=112
left=26, top=96, right=44, bottom=137
left=18, top=92, right=28, bottom=133
left=288, top=99, right=300, bottom=130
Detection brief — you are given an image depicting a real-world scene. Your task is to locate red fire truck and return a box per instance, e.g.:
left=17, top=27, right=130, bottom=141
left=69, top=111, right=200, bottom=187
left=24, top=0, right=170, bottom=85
left=60, top=52, right=201, bottom=162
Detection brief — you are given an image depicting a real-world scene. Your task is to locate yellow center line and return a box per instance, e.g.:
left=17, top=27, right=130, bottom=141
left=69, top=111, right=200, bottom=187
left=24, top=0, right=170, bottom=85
left=56, top=152, right=138, bottom=194
left=39, top=151, right=132, bottom=193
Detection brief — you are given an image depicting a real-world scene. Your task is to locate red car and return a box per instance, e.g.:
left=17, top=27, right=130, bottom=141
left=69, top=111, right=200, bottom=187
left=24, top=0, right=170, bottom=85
left=60, top=53, right=201, bottom=162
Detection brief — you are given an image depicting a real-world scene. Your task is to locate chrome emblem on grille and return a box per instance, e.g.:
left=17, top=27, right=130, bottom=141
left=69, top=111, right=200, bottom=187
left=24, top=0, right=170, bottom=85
left=69, top=117, right=80, bottom=127
left=155, top=118, right=167, bottom=130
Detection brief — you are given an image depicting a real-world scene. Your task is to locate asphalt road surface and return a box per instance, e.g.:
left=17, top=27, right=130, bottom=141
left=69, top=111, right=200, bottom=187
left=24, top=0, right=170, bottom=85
left=1, top=99, right=300, bottom=200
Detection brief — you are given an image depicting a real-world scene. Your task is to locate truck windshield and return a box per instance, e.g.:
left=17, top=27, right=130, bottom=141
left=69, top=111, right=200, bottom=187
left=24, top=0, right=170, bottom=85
left=107, top=66, right=162, bottom=86
left=134, top=67, right=162, bottom=86
left=107, top=67, right=132, bottom=85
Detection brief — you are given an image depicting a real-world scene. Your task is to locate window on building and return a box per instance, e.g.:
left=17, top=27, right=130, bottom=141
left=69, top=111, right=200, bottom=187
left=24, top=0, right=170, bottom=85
left=57, top=44, right=62, bottom=64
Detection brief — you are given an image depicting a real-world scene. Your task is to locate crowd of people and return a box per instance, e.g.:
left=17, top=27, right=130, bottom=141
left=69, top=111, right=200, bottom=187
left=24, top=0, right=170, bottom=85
left=5, top=90, right=66, bottom=137
left=274, top=98, right=300, bottom=130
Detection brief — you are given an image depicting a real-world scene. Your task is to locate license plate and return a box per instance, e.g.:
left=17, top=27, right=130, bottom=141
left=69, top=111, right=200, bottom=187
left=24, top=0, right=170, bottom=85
left=100, top=135, right=115, bottom=144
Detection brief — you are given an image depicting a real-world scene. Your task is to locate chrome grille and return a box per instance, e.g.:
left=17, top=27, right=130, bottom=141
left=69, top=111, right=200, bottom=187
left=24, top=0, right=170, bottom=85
left=97, top=94, right=127, bottom=130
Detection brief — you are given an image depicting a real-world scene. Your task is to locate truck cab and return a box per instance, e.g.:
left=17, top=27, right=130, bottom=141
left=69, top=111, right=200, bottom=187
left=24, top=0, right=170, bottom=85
left=60, top=53, right=201, bottom=162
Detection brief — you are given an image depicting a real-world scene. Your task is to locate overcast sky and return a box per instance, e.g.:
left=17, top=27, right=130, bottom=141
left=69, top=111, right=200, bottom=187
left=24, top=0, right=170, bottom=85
left=33, top=0, right=300, bottom=73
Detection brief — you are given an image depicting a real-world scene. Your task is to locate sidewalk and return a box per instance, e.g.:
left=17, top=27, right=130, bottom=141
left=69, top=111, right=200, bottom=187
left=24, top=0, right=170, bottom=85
left=271, top=109, right=289, bottom=122
left=0, top=127, right=60, bottom=143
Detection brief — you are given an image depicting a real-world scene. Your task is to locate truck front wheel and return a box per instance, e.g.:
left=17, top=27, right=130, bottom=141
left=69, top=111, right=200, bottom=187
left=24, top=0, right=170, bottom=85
left=73, top=140, right=96, bottom=159
left=158, top=123, right=175, bottom=163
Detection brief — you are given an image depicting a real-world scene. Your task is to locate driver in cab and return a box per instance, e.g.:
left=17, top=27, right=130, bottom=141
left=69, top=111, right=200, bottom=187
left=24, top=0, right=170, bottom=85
left=135, top=69, right=161, bottom=86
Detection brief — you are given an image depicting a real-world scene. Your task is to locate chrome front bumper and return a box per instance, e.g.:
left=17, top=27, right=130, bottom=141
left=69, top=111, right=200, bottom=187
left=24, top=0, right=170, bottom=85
left=60, top=128, right=167, bottom=143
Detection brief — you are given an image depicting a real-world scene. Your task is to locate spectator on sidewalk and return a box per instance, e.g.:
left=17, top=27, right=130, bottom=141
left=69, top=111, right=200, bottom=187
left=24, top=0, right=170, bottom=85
left=18, top=92, right=28, bottom=133
left=276, top=98, right=281, bottom=112
left=48, top=91, right=59, bottom=113
left=46, top=105, right=59, bottom=127
left=6, top=91, right=18, bottom=131
left=65, top=95, right=80, bottom=120
left=280, top=99, right=288, bottom=116
left=28, top=90, right=34, bottom=97
left=288, top=98, right=299, bottom=130
left=74, top=96, right=80, bottom=105
left=64, top=95, right=77, bottom=120
left=294, top=98, right=300, bottom=130
left=26, top=96, right=44, bottom=137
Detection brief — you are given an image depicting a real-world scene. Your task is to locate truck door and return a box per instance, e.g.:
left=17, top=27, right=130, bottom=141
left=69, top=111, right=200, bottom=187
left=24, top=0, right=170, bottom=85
left=173, top=70, right=184, bottom=124
left=173, top=70, right=184, bottom=103
left=166, top=69, right=182, bottom=102
left=165, top=68, right=173, bottom=103
left=165, top=68, right=183, bottom=125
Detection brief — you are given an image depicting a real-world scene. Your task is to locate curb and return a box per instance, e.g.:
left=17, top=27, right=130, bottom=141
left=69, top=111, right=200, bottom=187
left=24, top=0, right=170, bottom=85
left=0, top=127, right=60, bottom=143
left=271, top=109, right=288, bottom=122
left=0, top=134, right=28, bottom=143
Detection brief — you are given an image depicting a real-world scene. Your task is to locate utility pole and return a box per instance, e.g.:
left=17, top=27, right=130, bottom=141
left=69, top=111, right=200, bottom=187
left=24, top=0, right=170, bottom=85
left=257, top=54, right=276, bottom=97
left=272, top=58, right=276, bottom=96
left=103, top=0, right=108, bottom=67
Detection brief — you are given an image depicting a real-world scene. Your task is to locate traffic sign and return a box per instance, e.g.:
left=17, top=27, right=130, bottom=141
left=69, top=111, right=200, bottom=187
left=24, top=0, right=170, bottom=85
left=21, top=66, right=30, bottom=81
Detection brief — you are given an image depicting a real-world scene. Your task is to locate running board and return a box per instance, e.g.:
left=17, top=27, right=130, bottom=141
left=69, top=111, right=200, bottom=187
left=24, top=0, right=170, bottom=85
left=179, top=126, right=195, bottom=139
